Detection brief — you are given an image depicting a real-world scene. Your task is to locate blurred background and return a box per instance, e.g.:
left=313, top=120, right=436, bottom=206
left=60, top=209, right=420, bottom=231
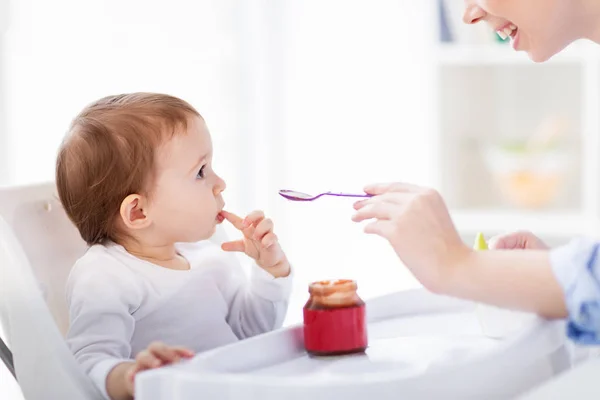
left=1, top=1, right=600, bottom=397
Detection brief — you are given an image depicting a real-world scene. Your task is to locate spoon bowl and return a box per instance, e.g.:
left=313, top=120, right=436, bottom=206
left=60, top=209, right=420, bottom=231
left=278, top=189, right=372, bottom=202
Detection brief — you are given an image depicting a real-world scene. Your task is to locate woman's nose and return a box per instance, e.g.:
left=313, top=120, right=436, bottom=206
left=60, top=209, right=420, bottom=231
left=463, top=5, right=486, bottom=24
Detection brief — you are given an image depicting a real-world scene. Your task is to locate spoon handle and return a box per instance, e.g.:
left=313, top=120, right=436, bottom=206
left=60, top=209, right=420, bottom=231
left=325, top=192, right=373, bottom=198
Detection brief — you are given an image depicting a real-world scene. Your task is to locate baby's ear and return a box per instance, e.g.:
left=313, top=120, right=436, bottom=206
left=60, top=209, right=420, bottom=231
left=119, top=194, right=151, bottom=230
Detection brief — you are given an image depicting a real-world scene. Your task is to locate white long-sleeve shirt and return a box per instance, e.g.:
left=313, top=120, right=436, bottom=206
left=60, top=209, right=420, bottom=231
left=65, top=240, right=292, bottom=399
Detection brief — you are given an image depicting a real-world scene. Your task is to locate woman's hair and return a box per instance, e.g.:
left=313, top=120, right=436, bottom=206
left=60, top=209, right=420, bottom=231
left=56, top=92, right=200, bottom=245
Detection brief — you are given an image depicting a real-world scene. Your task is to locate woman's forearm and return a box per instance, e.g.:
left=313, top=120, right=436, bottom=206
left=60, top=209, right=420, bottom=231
left=445, top=250, right=567, bottom=319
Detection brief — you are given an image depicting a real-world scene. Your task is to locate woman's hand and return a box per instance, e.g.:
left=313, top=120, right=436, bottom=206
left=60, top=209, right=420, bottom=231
left=488, top=231, right=548, bottom=250
left=352, top=182, right=471, bottom=292
left=220, top=210, right=290, bottom=278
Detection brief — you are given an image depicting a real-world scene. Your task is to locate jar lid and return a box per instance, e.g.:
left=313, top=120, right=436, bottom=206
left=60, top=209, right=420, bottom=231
left=308, top=279, right=357, bottom=297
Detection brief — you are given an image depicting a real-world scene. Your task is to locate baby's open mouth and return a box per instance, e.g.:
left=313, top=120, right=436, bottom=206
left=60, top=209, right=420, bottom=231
left=216, top=212, right=225, bottom=223
left=497, top=24, right=517, bottom=40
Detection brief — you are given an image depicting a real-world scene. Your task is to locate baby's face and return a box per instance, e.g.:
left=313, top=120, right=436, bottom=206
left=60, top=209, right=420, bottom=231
left=148, top=116, right=226, bottom=243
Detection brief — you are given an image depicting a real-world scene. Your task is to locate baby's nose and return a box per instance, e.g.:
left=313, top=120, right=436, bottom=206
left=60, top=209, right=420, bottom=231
left=213, top=176, right=226, bottom=194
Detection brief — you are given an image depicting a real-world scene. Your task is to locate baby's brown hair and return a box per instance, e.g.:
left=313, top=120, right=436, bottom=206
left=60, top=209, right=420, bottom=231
left=56, top=93, right=200, bottom=245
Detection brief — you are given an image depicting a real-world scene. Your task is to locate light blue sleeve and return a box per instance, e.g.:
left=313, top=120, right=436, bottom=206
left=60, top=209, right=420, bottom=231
left=550, top=237, right=600, bottom=344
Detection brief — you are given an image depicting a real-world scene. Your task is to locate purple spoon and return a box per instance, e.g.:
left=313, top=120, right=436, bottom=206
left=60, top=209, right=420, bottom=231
left=278, top=189, right=372, bottom=201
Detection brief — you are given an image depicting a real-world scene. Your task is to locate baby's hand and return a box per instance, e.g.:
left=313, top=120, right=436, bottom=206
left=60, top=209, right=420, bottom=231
left=124, top=342, right=194, bottom=395
left=220, top=210, right=290, bottom=278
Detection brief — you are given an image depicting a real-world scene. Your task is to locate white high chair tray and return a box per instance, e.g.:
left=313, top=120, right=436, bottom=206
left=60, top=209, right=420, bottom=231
left=136, top=289, right=568, bottom=400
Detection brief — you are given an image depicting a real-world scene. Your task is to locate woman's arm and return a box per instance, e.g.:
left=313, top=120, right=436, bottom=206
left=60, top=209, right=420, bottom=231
left=353, top=182, right=600, bottom=344
left=445, top=249, right=566, bottom=319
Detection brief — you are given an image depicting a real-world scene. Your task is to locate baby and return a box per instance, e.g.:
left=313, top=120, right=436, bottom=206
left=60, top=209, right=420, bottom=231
left=56, top=93, right=293, bottom=400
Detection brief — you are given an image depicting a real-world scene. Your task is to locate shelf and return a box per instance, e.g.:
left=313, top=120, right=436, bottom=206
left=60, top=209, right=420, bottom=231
left=436, top=42, right=593, bottom=66
left=451, top=210, right=593, bottom=237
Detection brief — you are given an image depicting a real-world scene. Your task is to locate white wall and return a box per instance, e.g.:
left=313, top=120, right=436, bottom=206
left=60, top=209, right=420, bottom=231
left=0, top=4, right=437, bottom=396
left=272, top=1, right=437, bottom=323
left=1, top=0, right=246, bottom=213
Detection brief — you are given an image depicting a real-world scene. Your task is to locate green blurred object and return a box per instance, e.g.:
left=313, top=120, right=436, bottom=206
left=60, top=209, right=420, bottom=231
left=473, top=232, right=488, bottom=250
left=498, top=140, right=560, bottom=153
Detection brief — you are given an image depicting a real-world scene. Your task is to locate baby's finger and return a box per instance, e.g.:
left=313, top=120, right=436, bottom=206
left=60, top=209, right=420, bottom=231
left=253, top=218, right=274, bottom=240
left=243, top=210, right=265, bottom=228
left=148, top=342, right=181, bottom=364
left=221, top=240, right=246, bottom=253
left=171, top=346, right=195, bottom=359
left=220, top=210, right=245, bottom=230
left=135, top=349, right=162, bottom=369
left=261, top=232, right=278, bottom=248
left=126, top=365, right=137, bottom=384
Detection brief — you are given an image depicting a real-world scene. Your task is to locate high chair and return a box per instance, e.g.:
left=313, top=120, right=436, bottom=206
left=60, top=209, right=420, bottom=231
left=0, top=182, right=230, bottom=399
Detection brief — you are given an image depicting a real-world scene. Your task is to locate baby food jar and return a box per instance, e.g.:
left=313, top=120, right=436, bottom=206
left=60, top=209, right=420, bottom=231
left=303, top=279, right=368, bottom=356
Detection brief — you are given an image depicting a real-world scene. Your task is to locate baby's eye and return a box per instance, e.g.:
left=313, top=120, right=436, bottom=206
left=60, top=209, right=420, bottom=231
left=196, top=166, right=206, bottom=179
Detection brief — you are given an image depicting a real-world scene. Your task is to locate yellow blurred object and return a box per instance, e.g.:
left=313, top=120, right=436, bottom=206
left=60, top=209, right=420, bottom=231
left=484, top=115, right=571, bottom=209
left=473, top=232, right=488, bottom=250
left=496, top=171, right=563, bottom=209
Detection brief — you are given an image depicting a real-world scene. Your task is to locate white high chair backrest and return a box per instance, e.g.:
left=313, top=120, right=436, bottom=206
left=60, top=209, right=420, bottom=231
left=0, top=182, right=229, bottom=399
left=0, top=183, right=87, bottom=335
left=0, top=182, right=104, bottom=399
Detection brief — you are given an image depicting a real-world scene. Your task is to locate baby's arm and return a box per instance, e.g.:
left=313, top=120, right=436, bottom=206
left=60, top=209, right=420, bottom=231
left=222, top=259, right=293, bottom=338
left=67, top=260, right=194, bottom=399
left=66, top=262, right=139, bottom=399
left=216, top=210, right=293, bottom=338
left=106, top=342, right=193, bottom=400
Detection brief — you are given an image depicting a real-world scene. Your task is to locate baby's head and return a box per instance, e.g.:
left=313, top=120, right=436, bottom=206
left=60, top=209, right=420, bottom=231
left=56, top=93, right=226, bottom=248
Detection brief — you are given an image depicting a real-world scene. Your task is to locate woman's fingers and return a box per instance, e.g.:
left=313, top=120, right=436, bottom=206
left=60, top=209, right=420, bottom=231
left=488, top=231, right=548, bottom=250
left=364, top=182, right=423, bottom=195
left=363, top=220, right=394, bottom=237
left=351, top=202, right=398, bottom=222
left=353, top=192, right=411, bottom=210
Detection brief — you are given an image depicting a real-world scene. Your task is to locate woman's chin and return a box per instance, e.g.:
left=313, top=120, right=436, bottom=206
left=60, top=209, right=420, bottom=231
left=527, top=42, right=572, bottom=63
left=527, top=51, right=552, bottom=63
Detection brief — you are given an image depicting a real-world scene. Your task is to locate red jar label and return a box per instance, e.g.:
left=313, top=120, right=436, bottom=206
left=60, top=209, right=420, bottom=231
left=303, top=305, right=367, bottom=354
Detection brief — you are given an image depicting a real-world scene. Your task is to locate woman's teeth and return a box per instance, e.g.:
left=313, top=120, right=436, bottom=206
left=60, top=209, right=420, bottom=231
left=497, top=24, right=517, bottom=40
